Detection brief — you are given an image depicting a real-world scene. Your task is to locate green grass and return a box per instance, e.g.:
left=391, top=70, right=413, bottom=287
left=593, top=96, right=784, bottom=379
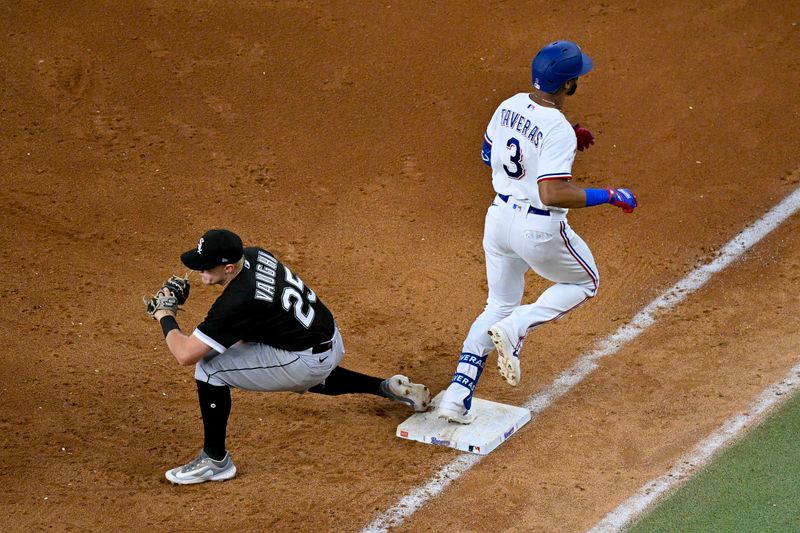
left=628, top=391, right=800, bottom=533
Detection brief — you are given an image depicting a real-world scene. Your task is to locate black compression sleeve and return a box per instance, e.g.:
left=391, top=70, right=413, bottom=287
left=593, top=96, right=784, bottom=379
left=196, top=380, right=231, bottom=461
left=308, top=366, right=384, bottom=396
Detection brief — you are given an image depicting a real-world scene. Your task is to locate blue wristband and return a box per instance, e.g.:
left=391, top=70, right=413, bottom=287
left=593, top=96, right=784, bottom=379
left=585, top=188, right=610, bottom=207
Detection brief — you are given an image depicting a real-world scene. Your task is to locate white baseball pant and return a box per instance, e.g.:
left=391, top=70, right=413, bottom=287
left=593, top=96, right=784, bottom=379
left=441, top=195, right=599, bottom=410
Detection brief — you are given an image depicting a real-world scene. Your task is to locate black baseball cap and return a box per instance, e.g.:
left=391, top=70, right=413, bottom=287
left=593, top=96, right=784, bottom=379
left=180, top=229, right=244, bottom=271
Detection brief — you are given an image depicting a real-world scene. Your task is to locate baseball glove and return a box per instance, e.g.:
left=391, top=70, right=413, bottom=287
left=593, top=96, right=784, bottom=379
left=144, top=276, right=190, bottom=320
left=163, top=275, right=190, bottom=305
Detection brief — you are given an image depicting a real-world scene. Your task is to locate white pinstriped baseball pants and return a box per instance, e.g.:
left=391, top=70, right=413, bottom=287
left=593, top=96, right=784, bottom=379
left=441, top=195, right=599, bottom=410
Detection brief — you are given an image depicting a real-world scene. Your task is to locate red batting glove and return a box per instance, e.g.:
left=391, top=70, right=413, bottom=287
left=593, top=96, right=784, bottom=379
left=573, top=123, right=595, bottom=152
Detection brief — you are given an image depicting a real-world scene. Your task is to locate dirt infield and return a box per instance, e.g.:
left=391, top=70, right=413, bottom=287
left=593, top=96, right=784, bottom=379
left=2, top=2, right=799, bottom=531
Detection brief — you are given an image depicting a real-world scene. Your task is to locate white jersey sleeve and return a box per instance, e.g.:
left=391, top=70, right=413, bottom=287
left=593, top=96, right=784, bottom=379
left=537, top=120, right=577, bottom=182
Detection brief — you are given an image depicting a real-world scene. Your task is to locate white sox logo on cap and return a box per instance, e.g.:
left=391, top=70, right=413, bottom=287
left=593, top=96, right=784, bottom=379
left=181, top=229, right=243, bottom=271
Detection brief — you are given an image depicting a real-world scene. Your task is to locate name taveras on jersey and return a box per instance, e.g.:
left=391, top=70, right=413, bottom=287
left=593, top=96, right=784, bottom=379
left=500, top=108, right=543, bottom=146
left=255, top=250, right=279, bottom=302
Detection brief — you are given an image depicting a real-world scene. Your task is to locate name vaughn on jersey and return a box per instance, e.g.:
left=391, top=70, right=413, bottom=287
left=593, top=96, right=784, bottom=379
left=255, top=250, right=278, bottom=302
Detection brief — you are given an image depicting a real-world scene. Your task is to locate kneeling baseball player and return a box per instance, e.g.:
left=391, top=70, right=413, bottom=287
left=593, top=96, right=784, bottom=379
left=145, top=228, right=430, bottom=485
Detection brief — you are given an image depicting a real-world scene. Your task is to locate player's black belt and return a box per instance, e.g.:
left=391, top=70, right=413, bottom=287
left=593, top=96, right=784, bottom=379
left=497, top=193, right=550, bottom=216
left=311, top=339, right=333, bottom=354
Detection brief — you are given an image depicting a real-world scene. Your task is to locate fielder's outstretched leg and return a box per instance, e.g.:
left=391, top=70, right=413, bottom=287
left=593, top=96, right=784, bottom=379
left=309, top=367, right=431, bottom=412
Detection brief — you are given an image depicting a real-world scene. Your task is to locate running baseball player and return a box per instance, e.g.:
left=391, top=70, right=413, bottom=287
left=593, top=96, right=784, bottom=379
left=145, top=228, right=431, bottom=484
left=436, top=40, right=637, bottom=424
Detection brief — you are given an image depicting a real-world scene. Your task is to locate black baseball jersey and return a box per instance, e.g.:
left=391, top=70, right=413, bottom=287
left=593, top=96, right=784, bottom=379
left=193, top=247, right=335, bottom=353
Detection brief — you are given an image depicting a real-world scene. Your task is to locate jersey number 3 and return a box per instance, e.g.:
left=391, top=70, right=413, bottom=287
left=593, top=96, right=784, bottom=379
left=503, top=137, right=526, bottom=179
left=282, top=267, right=317, bottom=329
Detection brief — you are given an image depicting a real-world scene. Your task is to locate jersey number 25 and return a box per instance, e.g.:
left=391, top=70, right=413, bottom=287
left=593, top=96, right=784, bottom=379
left=282, top=267, right=317, bottom=329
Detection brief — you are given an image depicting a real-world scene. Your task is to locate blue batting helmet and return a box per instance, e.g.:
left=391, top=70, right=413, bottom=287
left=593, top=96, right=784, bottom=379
left=531, top=41, right=593, bottom=94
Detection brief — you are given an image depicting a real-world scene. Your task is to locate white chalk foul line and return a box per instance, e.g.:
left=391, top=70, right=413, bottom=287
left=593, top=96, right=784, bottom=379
left=589, top=361, right=800, bottom=533
left=362, top=186, right=800, bottom=533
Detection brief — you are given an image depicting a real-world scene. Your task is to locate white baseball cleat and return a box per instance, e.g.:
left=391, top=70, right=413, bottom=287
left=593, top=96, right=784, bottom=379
left=381, top=375, right=431, bottom=412
left=165, top=450, right=237, bottom=485
left=489, top=323, right=521, bottom=386
left=436, top=403, right=477, bottom=425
